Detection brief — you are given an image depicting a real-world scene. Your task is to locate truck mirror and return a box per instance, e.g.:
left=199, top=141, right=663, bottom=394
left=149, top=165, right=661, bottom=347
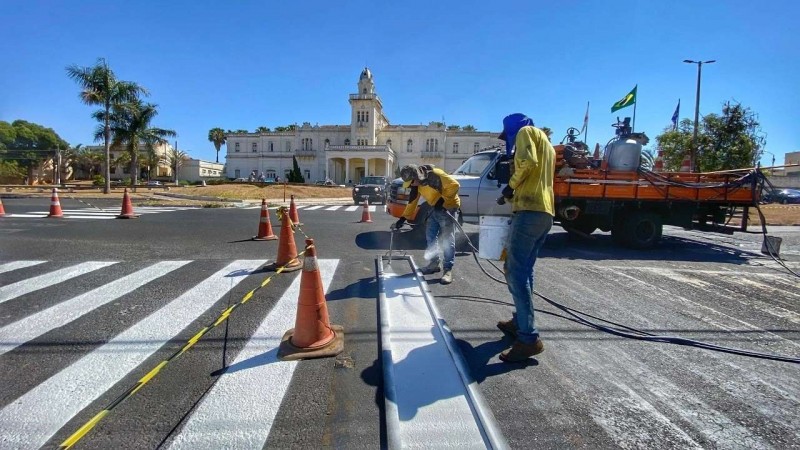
left=495, top=161, right=511, bottom=185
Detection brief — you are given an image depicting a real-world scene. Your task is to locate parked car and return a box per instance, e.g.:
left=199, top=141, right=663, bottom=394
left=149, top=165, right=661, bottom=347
left=146, top=180, right=162, bottom=186
left=771, top=188, right=800, bottom=204
left=352, top=176, right=388, bottom=204
left=232, top=178, right=248, bottom=182
left=316, top=180, right=336, bottom=186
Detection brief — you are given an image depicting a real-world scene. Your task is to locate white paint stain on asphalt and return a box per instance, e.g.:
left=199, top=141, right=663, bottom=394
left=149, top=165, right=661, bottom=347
left=165, top=259, right=338, bottom=449
left=0, top=261, right=117, bottom=304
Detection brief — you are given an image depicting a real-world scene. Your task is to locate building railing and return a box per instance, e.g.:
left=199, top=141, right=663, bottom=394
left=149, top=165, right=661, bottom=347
left=327, top=145, right=389, bottom=152
left=349, top=93, right=380, bottom=101
left=295, top=149, right=317, bottom=157
left=420, top=151, right=443, bottom=158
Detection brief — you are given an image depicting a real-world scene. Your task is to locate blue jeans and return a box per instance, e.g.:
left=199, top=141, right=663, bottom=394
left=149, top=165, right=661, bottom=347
left=504, top=211, right=552, bottom=343
left=425, top=208, right=457, bottom=271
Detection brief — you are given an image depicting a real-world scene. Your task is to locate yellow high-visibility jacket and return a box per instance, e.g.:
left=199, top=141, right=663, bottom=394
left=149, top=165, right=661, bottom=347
left=402, top=167, right=461, bottom=219
left=509, top=126, right=555, bottom=216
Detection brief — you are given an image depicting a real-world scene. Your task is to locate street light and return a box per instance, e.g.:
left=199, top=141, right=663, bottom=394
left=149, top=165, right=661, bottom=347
left=683, top=59, right=715, bottom=172
left=763, top=150, right=776, bottom=175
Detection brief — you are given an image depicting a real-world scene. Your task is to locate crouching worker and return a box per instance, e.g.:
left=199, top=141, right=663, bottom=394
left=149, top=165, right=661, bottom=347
left=393, top=164, right=460, bottom=284
left=496, top=113, right=555, bottom=363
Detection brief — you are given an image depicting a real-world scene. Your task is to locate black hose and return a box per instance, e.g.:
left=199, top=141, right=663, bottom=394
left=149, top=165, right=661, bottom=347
left=443, top=211, right=800, bottom=364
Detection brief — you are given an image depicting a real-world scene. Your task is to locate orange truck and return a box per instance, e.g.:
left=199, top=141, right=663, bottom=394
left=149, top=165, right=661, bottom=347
left=387, top=122, right=763, bottom=249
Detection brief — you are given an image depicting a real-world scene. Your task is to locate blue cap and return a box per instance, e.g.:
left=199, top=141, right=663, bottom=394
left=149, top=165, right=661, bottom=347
left=499, top=113, right=534, bottom=156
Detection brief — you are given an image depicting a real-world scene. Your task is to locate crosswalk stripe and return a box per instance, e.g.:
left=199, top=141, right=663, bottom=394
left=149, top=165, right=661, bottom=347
left=344, top=205, right=359, bottom=212
left=302, top=206, right=324, bottom=210
left=165, top=259, right=339, bottom=449
left=0, top=262, right=117, bottom=305
left=0, top=260, right=46, bottom=274
left=325, top=206, right=342, bottom=211
left=0, top=259, right=266, bottom=450
left=0, top=261, right=191, bottom=357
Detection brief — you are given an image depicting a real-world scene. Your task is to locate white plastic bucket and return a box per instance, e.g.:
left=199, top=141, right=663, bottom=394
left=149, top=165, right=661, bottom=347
left=479, top=215, right=511, bottom=260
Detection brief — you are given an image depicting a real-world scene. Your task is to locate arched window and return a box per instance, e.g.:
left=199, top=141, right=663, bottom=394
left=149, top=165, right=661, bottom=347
left=474, top=142, right=480, bottom=153
left=345, top=139, right=350, bottom=146
left=386, top=139, right=392, bottom=147
left=269, top=142, right=274, bottom=152
left=324, top=138, right=330, bottom=147
left=252, top=142, right=257, bottom=152
left=407, top=139, right=413, bottom=153
left=453, top=142, right=459, bottom=154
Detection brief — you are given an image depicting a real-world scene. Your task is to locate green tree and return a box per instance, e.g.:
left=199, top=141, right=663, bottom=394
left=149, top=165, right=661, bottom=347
left=446, top=124, right=461, bottom=131
left=255, top=126, right=271, bottom=133
left=288, top=156, right=304, bottom=183
left=66, top=58, right=147, bottom=193
left=540, top=127, right=553, bottom=141
left=208, top=127, right=226, bottom=163
left=98, top=99, right=176, bottom=189
left=463, top=125, right=476, bottom=132
left=164, top=147, right=188, bottom=184
left=655, top=102, right=765, bottom=172
left=0, top=120, right=68, bottom=184
left=74, top=145, right=104, bottom=179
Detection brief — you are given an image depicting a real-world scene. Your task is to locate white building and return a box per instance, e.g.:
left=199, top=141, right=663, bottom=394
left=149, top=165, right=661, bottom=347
left=84, top=142, right=174, bottom=180
left=224, top=68, right=502, bottom=184
left=177, top=158, right=224, bottom=183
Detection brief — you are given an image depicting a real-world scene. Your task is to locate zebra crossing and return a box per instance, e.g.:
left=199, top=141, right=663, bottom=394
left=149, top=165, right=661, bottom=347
left=0, top=259, right=341, bottom=449
left=4, top=206, right=198, bottom=220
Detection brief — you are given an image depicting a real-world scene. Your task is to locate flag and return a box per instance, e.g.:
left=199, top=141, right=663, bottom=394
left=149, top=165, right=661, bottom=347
left=671, top=99, right=680, bottom=130
left=611, top=85, right=637, bottom=112
left=580, top=101, right=589, bottom=134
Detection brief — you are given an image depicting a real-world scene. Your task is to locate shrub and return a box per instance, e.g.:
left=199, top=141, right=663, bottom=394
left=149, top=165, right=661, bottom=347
left=92, top=175, right=105, bottom=186
left=178, top=180, right=191, bottom=186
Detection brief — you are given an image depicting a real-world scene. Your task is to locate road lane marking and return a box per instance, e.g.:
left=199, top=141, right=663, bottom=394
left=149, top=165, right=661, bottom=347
left=324, top=206, right=342, bottom=211
left=0, top=262, right=117, bottom=305
left=165, top=259, right=338, bottom=449
left=0, top=261, right=46, bottom=274
left=0, top=259, right=265, bottom=450
left=344, top=205, right=359, bottom=211
left=302, top=205, right=324, bottom=210
left=0, top=261, right=191, bottom=357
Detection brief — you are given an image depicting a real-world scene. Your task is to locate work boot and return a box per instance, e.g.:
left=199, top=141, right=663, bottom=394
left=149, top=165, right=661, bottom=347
left=496, top=318, right=518, bottom=338
left=421, top=260, right=441, bottom=275
left=440, top=270, right=453, bottom=284
left=499, top=339, right=544, bottom=363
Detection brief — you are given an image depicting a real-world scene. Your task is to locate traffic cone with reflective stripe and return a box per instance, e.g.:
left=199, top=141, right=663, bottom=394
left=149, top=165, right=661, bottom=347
left=47, top=188, right=64, bottom=218
left=0, top=197, right=5, bottom=217
left=359, top=198, right=372, bottom=223
left=264, top=206, right=302, bottom=272
left=680, top=154, right=691, bottom=172
left=253, top=199, right=277, bottom=241
left=278, top=238, right=344, bottom=360
left=289, top=195, right=302, bottom=226
left=116, top=188, right=139, bottom=219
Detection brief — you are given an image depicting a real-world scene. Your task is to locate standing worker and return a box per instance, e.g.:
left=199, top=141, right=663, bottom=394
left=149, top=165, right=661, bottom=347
left=393, top=164, right=460, bottom=284
left=496, top=113, right=555, bottom=362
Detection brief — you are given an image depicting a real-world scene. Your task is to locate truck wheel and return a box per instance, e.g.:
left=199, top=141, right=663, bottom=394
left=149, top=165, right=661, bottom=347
left=622, top=211, right=663, bottom=249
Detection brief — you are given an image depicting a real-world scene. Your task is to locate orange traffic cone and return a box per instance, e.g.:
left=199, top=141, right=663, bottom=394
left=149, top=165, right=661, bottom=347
left=116, top=188, right=139, bottom=219
left=263, top=207, right=302, bottom=272
left=359, top=198, right=372, bottom=223
left=278, top=238, right=344, bottom=360
left=47, top=188, right=64, bottom=218
left=253, top=199, right=277, bottom=241
left=289, top=195, right=302, bottom=226
left=680, top=154, right=691, bottom=172
left=0, top=197, right=5, bottom=217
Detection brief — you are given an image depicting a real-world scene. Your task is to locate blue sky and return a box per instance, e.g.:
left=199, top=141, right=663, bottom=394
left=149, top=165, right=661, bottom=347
left=1, top=1, right=797, bottom=168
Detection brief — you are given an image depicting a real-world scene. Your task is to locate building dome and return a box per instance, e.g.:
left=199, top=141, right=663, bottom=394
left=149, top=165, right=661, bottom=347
left=360, top=67, right=372, bottom=80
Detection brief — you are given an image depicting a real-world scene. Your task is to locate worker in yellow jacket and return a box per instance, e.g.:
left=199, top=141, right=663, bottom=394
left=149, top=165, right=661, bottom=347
left=495, top=113, right=555, bottom=363
left=393, top=164, right=461, bottom=284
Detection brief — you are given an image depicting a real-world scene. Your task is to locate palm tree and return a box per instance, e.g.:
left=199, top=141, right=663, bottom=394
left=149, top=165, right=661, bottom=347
left=75, top=146, right=104, bottom=179
left=164, top=147, right=188, bottom=185
left=66, top=58, right=147, bottom=193
left=208, top=127, right=226, bottom=163
left=100, top=100, right=176, bottom=189
left=255, top=126, right=271, bottom=133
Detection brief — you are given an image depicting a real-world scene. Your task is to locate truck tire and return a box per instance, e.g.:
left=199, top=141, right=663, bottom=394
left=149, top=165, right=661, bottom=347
left=621, top=211, right=663, bottom=249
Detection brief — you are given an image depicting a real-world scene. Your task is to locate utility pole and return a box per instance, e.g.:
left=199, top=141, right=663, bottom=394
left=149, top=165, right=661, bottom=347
left=683, top=59, right=715, bottom=172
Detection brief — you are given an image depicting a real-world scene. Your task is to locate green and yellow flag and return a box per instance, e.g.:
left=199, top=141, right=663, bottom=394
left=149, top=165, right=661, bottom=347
left=611, top=85, right=637, bottom=112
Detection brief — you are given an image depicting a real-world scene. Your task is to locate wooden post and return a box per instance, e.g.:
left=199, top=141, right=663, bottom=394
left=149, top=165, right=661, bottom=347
left=740, top=206, right=749, bottom=232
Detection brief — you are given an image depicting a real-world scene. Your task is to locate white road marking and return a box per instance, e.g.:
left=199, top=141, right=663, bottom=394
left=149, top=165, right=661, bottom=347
left=344, top=205, right=359, bottom=212
left=381, top=271, right=487, bottom=448
left=324, top=206, right=342, bottom=211
left=0, top=262, right=117, bottom=304
left=0, top=261, right=46, bottom=274
left=302, top=205, right=324, bottom=210
left=165, top=259, right=338, bottom=449
left=0, top=259, right=265, bottom=450
left=0, top=261, right=191, bottom=357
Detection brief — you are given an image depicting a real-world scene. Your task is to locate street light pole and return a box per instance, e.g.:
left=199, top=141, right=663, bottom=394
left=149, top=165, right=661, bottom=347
left=683, top=59, right=715, bottom=172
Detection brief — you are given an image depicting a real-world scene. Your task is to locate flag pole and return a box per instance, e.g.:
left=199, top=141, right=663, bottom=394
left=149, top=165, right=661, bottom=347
left=583, top=101, right=590, bottom=145
left=632, top=98, right=637, bottom=132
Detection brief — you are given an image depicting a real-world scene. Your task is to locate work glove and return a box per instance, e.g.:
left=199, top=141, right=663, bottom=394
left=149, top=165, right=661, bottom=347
left=501, top=185, right=514, bottom=199
left=392, top=218, right=406, bottom=230
left=434, top=197, right=445, bottom=211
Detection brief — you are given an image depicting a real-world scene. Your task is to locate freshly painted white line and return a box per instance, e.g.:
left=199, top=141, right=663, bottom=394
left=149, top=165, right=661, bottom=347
left=0, top=262, right=117, bottom=304
left=382, top=271, right=486, bottom=449
left=166, top=259, right=339, bottom=449
left=302, top=205, right=324, bottom=210
left=0, top=259, right=266, bottom=450
left=0, top=261, right=46, bottom=274
left=368, top=205, right=376, bottom=212
left=6, top=214, right=47, bottom=218
left=0, top=261, right=191, bottom=357
left=344, top=205, right=359, bottom=212
left=324, top=205, right=342, bottom=211
left=60, top=215, right=117, bottom=220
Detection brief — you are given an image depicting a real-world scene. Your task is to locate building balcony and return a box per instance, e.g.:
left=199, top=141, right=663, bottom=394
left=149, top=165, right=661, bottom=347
left=421, top=151, right=443, bottom=158
left=327, top=145, right=390, bottom=152
left=295, top=149, right=317, bottom=157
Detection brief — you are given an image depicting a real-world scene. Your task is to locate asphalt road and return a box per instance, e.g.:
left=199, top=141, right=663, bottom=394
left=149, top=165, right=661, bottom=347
left=1, top=196, right=798, bottom=449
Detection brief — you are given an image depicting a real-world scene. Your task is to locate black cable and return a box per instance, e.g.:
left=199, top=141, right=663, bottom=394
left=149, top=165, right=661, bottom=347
left=442, top=211, right=800, bottom=364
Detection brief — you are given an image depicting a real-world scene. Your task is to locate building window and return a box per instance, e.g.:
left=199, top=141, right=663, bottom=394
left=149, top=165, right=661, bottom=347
left=301, top=138, right=314, bottom=150
left=304, top=169, right=310, bottom=180
left=474, top=142, right=480, bottom=153
left=357, top=139, right=368, bottom=146
left=344, top=139, right=350, bottom=146
left=365, top=111, right=369, bottom=122
left=284, top=169, right=291, bottom=179
left=252, top=142, right=257, bottom=152
left=234, top=142, right=240, bottom=152
left=235, top=169, right=240, bottom=178
left=386, top=139, right=392, bottom=147
left=453, top=142, right=459, bottom=154
left=425, top=139, right=439, bottom=152
left=269, top=142, right=274, bottom=152
left=407, top=139, right=413, bottom=152
left=324, top=138, right=330, bottom=147
left=266, top=170, right=276, bottom=178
